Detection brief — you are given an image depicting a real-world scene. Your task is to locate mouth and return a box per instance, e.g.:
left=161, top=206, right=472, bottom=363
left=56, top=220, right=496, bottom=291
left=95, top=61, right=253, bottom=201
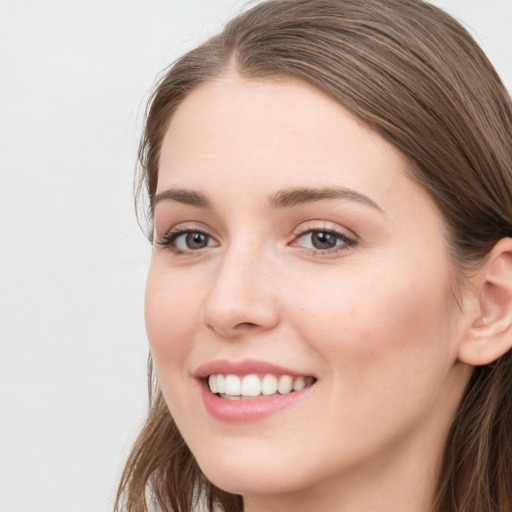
left=195, top=360, right=318, bottom=421
left=207, top=373, right=317, bottom=400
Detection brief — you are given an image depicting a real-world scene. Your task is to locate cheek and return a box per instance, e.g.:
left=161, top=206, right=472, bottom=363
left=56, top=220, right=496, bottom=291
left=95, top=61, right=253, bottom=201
left=282, top=261, right=464, bottom=468
left=144, top=266, right=207, bottom=436
left=291, top=258, right=456, bottom=397
left=144, top=265, right=200, bottom=380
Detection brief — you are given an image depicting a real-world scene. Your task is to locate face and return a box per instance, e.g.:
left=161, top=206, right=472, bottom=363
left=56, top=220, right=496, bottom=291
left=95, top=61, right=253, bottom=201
left=146, top=74, right=471, bottom=502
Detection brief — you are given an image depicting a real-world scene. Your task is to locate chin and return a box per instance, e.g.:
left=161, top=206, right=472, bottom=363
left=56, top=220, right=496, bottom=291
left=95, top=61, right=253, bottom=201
left=196, top=450, right=309, bottom=497
left=204, top=470, right=302, bottom=497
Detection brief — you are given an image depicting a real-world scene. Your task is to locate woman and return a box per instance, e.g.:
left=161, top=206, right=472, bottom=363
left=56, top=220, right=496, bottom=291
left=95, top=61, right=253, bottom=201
left=116, top=0, right=512, bottom=510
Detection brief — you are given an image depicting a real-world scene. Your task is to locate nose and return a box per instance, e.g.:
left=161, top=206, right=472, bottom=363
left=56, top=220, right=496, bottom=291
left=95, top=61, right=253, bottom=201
left=200, top=247, right=280, bottom=338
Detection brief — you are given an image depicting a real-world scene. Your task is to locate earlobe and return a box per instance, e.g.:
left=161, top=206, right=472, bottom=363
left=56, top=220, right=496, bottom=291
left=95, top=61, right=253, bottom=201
left=457, top=238, right=512, bottom=366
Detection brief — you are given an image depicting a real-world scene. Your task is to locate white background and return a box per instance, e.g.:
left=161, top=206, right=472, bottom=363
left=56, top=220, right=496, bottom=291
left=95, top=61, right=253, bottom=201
left=0, top=1, right=510, bottom=511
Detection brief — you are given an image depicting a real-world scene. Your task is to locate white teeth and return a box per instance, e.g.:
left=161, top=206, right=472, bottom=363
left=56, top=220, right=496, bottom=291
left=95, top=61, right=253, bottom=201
left=208, top=375, right=218, bottom=394
left=241, top=374, right=261, bottom=396
left=208, top=373, right=314, bottom=398
left=261, top=374, right=278, bottom=395
left=277, top=375, right=293, bottom=394
left=224, top=375, right=241, bottom=395
left=216, top=374, right=225, bottom=394
left=293, top=376, right=306, bottom=391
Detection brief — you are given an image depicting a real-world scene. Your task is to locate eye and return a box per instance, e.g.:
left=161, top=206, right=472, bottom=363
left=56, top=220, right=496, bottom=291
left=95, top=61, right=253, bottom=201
left=175, top=231, right=212, bottom=250
left=156, top=229, right=218, bottom=253
left=292, top=228, right=356, bottom=253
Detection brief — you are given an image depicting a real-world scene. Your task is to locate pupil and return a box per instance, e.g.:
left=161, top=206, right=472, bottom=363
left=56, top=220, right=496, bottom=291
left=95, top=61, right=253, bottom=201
left=186, top=232, right=208, bottom=249
left=312, top=231, right=337, bottom=249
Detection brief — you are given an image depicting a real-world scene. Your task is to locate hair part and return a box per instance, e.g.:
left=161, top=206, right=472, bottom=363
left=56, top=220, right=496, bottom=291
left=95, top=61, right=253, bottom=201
left=118, top=1, right=512, bottom=511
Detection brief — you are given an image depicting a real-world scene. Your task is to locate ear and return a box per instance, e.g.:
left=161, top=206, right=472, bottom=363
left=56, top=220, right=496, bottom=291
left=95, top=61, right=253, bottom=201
left=457, top=238, right=512, bottom=366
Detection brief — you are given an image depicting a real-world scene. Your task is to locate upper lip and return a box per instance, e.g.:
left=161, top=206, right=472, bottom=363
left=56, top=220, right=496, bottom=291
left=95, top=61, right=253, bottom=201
left=194, top=359, right=315, bottom=379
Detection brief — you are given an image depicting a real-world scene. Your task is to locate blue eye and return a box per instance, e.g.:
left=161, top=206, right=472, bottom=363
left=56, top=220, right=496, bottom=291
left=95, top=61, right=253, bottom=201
left=295, top=229, right=355, bottom=251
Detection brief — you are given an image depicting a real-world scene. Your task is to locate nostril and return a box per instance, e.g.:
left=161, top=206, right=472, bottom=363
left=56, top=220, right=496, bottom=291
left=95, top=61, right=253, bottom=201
left=234, top=322, right=258, bottom=329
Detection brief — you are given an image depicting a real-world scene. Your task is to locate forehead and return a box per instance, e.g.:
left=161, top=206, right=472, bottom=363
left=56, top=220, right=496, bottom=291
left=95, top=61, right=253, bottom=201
left=158, top=74, right=408, bottom=201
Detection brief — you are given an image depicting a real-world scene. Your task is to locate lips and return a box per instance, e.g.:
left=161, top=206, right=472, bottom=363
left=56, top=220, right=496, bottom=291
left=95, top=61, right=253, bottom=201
left=195, top=360, right=317, bottom=421
left=195, top=359, right=315, bottom=379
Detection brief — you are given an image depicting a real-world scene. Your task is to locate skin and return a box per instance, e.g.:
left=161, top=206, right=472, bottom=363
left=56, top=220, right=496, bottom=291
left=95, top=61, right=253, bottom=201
left=146, top=73, right=474, bottom=512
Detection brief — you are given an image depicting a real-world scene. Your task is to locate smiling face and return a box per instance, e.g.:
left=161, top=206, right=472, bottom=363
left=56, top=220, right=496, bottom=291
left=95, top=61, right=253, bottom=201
left=146, top=74, right=472, bottom=509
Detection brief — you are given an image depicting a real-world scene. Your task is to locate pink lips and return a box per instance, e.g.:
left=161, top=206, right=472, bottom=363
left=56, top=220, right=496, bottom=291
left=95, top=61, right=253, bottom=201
left=194, top=359, right=311, bottom=378
left=195, top=359, right=316, bottom=423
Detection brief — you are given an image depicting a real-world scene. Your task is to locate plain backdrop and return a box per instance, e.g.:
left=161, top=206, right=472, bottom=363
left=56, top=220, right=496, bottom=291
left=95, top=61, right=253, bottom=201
left=0, top=1, right=510, bottom=511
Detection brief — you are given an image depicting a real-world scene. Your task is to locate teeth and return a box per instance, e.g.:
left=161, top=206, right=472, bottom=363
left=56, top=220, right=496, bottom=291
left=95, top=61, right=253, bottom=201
left=224, top=375, right=241, bottom=396
left=293, top=376, right=306, bottom=391
left=241, top=374, right=261, bottom=397
left=261, top=374, right=277, bottom=395
left=216, top=374, right=225, bottom=394
left=207, top=373, right=315, bottom=398
left=209, top=375, right=218, bottom=394
left=277, top=375, right=293, bottom=394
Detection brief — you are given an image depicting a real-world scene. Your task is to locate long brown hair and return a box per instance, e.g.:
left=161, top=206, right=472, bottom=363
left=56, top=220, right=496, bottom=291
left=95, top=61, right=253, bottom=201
left=116, top=1, right=512, bottom=510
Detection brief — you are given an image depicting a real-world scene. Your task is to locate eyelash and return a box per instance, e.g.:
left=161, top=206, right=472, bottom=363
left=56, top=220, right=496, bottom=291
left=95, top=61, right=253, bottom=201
left=155, top=225, right=357, bottom=256
left=156, top=227, right=215, bottom=255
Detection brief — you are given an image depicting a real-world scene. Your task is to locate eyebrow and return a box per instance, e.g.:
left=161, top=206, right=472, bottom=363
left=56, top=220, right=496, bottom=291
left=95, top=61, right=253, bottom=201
left=152, top=186, right=383, bottom=213
left=152, top=188, right=211, bottom=210
left=269, top=186, right=384, bottom=213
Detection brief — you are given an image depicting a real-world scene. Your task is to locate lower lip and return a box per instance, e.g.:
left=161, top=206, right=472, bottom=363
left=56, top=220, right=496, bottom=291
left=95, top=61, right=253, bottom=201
left=200, top=380, right=314, bottom=422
